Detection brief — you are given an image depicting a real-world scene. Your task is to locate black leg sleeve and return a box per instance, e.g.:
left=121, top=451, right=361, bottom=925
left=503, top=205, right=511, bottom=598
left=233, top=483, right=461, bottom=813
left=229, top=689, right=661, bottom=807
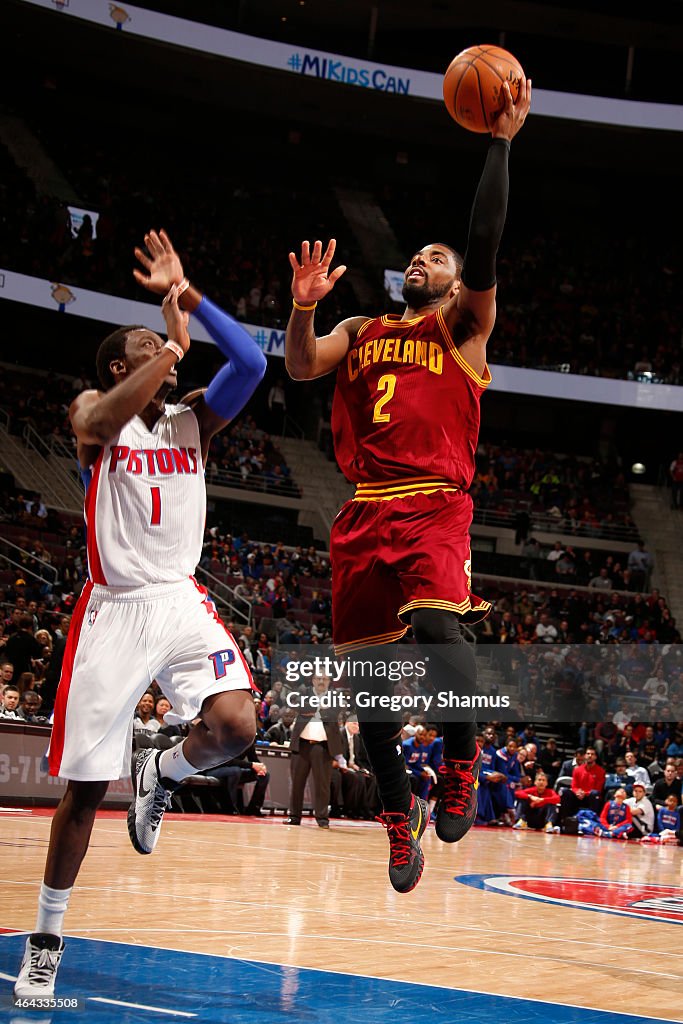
left=358, top=720, right=412, bottom=815
left=411, top=607, right=478, bottom=761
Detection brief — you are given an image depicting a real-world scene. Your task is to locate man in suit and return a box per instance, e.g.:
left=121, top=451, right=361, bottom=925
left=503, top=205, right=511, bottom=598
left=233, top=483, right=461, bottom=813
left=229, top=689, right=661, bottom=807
left=288, top=677, right=343, bottom=828
left=339, top=715, right=380, bottom=819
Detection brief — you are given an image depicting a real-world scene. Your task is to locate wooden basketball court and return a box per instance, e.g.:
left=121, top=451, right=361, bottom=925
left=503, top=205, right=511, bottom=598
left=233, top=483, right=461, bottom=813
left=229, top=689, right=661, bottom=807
left=2, top=806, right=679, bottom=1024
left=1, top=809, right=681, bottom=1022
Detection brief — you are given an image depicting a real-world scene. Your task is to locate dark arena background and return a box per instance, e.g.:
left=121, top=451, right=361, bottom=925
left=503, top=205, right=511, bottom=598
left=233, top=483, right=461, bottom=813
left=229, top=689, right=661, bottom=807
left=0, top=2, right=682, bottom=1022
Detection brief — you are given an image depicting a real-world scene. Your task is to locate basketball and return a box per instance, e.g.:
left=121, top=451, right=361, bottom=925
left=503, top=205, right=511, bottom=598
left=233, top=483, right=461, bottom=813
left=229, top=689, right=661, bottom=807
left=443, top=45, right=525, bottom=133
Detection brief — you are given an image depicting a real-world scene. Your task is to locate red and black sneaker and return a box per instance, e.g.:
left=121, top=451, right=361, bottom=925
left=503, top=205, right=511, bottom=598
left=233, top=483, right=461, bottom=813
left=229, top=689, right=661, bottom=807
left=376, top=795, right=428, bottom=894
left=435, top=745, right=482, bottom=843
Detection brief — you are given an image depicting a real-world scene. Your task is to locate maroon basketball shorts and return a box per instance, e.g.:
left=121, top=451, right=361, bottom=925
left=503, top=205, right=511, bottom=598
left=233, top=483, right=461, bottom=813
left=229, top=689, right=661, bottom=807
left=330, top=479, right=491, bottom=655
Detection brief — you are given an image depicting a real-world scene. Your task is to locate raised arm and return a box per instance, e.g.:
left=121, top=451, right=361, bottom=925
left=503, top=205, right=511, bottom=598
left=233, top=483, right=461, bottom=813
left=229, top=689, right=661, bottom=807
left=134, top=230, right=267, bottom=456
left=285, top=238, right=367, bottom=380
left=444, top=77, right=532, bottom=372
left=190, top=295, right=267, bottom=446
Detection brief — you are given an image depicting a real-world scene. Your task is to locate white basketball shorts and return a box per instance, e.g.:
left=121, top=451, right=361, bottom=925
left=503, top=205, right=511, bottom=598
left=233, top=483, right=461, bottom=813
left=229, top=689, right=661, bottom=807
left=49, top=577, right=255, bottom=781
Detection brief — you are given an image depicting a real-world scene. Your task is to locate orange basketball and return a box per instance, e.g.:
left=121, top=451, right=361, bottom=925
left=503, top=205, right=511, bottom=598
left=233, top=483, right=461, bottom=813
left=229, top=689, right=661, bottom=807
left=443, top=45, right=524, bottom=133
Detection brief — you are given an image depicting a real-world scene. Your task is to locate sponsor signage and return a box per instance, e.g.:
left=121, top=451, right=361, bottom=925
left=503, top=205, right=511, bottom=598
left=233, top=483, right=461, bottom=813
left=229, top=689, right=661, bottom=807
left=0, top=725, right=132, bottom=807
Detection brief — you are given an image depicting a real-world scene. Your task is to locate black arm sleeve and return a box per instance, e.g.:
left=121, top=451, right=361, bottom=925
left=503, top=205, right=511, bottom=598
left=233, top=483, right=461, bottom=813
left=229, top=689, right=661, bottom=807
left=460, top=138, right=510, bottom=292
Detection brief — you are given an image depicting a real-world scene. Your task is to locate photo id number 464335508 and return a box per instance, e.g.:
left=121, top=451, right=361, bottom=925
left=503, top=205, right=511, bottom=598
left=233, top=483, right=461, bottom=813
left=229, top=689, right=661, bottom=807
left=13, top=997, right=82, bottom=1009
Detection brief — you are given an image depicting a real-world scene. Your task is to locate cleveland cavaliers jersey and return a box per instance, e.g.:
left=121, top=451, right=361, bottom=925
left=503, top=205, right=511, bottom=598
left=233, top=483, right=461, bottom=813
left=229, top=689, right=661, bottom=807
left=82, top=404, right=205, bottom=587
left=331, top=307, right=491, bottom=489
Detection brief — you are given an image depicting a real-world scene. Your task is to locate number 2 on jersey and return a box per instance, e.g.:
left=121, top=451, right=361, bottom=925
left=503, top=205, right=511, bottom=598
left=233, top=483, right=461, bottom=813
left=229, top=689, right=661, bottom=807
left=373, top=374, right=397, bottom=423
left=150, top=486, right=161, bottom=526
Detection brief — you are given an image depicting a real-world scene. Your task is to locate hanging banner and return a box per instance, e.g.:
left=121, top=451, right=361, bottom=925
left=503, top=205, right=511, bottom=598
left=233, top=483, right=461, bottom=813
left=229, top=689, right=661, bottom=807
left=18, top=0, right=683, bottom=131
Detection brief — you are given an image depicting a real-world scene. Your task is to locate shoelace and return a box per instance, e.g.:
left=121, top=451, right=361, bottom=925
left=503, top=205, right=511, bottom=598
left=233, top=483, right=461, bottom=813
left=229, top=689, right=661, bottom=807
left=149, top=784, right=171, bottom=830
left=141, top=758, right=170, bottom=831
left=376, top=812, right=411, bottom=867
left=439, top=760, right=475, bottom=815
left=27, top=947, right=61, bottom=985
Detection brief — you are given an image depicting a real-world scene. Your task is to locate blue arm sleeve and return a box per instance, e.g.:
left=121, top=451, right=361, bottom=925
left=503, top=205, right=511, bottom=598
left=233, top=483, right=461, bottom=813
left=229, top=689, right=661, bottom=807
left=195, top=296, right=267, bottom=421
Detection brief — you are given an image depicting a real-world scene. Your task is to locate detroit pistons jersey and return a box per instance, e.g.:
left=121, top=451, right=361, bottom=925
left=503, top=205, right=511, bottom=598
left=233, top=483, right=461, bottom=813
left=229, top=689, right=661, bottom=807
left=331, top=307, right=491, bottom=489
left=83, top=404, right=205, bottom=587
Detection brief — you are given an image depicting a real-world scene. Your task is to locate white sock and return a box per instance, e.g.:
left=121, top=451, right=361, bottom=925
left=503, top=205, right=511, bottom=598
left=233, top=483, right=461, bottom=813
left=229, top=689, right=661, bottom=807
left=35, top=883, right=72, bottom=937
left=158, top=742, right=197, bottom=784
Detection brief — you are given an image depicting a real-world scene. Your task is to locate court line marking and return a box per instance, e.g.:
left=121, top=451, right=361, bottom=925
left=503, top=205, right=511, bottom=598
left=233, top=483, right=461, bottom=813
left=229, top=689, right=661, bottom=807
left=93, top=824, right=380, bottom=863
left=1, top=959, right=195, bottom=1017
left=3, top=878, right=681, bottom=961
left=61, top=923, right=683, bottom=989
left=91, top=823, right=680, bottom=886
left=2, top=934, right=676, bottom=1023
left=20, top=817, right=673, bottom=878
left=90, top=997, right=196, bottom=1016
left=12, top=923, right=676, bottom=982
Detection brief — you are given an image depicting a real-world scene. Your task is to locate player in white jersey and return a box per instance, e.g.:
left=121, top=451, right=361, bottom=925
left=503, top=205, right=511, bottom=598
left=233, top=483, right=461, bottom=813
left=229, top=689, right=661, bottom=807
left=15, top=230, right=267, bottom=1000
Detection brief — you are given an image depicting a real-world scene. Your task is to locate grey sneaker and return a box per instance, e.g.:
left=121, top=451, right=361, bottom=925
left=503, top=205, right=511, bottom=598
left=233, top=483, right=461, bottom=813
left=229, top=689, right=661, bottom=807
left=14, top=933, right=64, bottom=998
left=127, top=749, right=176, bottom=854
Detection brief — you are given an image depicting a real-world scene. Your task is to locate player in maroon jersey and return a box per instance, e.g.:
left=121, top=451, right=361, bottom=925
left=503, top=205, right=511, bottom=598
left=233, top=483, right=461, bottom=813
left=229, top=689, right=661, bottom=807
left=285, top=78, right=531, bottom=893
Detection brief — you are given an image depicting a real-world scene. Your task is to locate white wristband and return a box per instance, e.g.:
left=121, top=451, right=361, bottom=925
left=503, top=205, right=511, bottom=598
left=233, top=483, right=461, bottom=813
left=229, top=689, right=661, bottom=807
left=162, top=278, right=190, bottom=306
left=164, top=340, right=184, bottom=362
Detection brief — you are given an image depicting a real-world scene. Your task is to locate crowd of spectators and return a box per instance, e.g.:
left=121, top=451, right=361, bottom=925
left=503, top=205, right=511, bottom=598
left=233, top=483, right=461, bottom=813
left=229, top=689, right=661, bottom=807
left=0, top=125, right=358, bottom=341
left=198, top=524, right=332, bottom=648
left=1, top=432, right=681, bottom=846
left=0, top=364, right=77, bottom=451
left=491, top=641, right=683, bottom=723
left=471, top=443, right=636, bottom=538
left=480, top=581, right=679, bottom=648
left=1, top=513, right=682, bottom=846
left=488, top=232, right=682, bottom=385
left=3, top=79, right=683, bottom=388
left=474, top=539, right=658, bottom=593
left=0, top=363, right=301, bottom=498
left=206, top=415, right=299, bottom=496
left=472, top=720, right=682, bottom=842
left=384, top=179, right=683, bottom=384
left=515, top=538, right=655, bottom=591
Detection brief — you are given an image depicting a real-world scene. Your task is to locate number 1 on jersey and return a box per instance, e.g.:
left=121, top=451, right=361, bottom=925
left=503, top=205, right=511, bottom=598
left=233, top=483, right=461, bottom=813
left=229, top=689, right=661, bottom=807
left=150, top=486, right=161, bottom=526
left=373, top=374, right=397, bottom=423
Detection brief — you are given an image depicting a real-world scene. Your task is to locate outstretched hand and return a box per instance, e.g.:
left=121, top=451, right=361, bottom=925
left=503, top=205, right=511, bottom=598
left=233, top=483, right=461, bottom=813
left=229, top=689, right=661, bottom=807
left=134, top=229, right=185, bottom=295
left=288, top=239, right=347, bottom=306
left=491, top=75, right=532, bottom=141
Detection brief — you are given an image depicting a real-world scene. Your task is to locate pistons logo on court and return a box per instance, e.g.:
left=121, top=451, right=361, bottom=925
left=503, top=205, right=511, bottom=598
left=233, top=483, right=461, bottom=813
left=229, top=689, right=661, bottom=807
left=208, top=649, right=236, bottom=679
left=456, top=875, right=683, bottom=925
